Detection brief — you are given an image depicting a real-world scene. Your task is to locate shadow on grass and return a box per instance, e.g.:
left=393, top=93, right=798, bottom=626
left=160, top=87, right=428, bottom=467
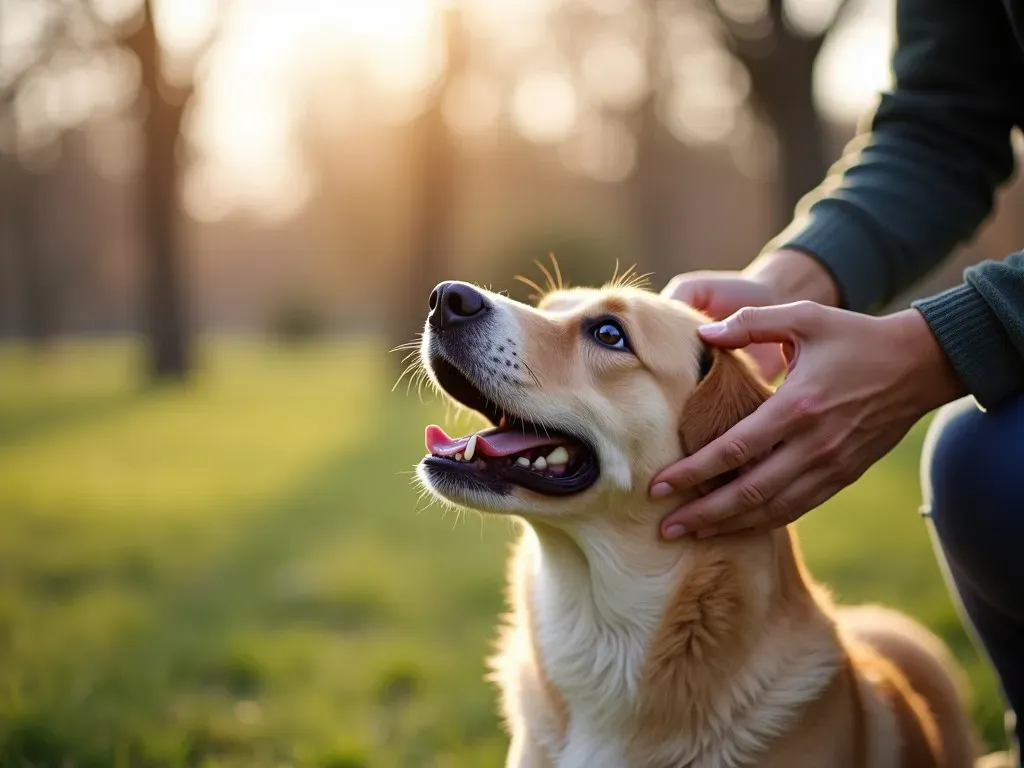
left=0, top=415, right=397, bottom=767
left=0, top=389, right=146, bottom=451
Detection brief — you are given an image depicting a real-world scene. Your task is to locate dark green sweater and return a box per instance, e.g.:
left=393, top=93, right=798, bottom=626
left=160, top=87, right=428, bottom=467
left=775, top=0, right=1024, bottom=409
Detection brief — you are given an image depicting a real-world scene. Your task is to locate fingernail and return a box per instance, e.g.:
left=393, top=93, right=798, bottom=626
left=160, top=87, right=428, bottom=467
left=699, top=321, right=727, bottom=337
left=664, top=523, right=686, bottom=539
left=651, top=482, right=673, bottom=499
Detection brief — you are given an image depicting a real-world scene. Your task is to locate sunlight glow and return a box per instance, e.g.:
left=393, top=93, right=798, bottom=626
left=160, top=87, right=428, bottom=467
left=153, top=0, right=217, bottom=58
left=183, top=0, right=436, bottom=219
left=164, top=0, right=892, bottom=219
left=443, top=73, right=502, bottom=137
left=665, top=44, right=744, bottom=145
left=471, top=0, right=552, bottom=50
left=302, top=0, right=436, bottom=93
left=91, top=0, right=138, bottom=27
left=716, top=0, right=766, bottom=26
left=512, top=71, right=578, bottom=144
left=815, top=0, right=893, bottom=124
left=581, top=34, right=647, bottom=111
left=559, top=116, right=635, bottom=183
left=785, top=0, right=844, bottom=38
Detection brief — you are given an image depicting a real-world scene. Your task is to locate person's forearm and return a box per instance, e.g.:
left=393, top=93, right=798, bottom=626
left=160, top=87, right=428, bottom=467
left=743, top=249, right=840, bottom=308
left=767, top=0, right=1022, bottom=314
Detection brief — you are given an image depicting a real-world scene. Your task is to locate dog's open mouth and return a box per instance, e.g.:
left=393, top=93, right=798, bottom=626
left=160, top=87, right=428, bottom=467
left=422, top=357, right=598, bottom=496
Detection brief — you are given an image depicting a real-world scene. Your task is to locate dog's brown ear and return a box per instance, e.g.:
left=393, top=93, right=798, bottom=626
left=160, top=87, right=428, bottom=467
left=680, top=348, right=772, bottom=490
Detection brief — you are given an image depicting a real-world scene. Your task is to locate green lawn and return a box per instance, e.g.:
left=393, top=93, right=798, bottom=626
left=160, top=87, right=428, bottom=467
left=0, top=338, right=1007, bottom=767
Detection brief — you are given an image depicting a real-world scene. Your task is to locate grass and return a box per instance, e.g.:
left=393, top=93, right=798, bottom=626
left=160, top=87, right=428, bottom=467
left=0, top=338, right=1008, bottom=767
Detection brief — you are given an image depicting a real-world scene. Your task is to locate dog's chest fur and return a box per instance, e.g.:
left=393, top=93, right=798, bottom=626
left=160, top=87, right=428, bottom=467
left=504, top=528, right=843, bottom=768
left=531, top=534, right=675, bottom=765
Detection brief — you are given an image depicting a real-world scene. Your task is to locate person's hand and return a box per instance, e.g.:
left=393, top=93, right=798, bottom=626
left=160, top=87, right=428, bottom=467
left=651, top=302, right=965, bottom=538
left=662, top=271, right=786, bottom=381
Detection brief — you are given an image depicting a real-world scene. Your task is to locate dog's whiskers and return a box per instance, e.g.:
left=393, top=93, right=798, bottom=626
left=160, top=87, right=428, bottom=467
left=392, top=361, right=423, bottom=393
left=534, top=259, right=559, bottom=295
left=389, top=334, right=424, bottom=354
left=514, top=274, right=545, bottom=304
left=548, top=252, right=565, bottom=291
left=606, top=262, right=652, bottom=292
left=520, top=359, right=542, bottom=386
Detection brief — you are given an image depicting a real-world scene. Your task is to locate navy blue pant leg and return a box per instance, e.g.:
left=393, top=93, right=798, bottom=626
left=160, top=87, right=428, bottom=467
left=922, top=395, right=1024, bottom=754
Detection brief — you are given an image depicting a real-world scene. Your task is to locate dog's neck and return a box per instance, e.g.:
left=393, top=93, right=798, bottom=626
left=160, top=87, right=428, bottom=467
left=521, top=508, right=839, bottom=765
left=529, top=514, right=689, bottom=636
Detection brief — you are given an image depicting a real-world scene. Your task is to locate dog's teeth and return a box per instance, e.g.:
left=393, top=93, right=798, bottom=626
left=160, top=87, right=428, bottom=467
left=515, top=456, right=530, bottom=467
left=455, top=452, right=463, bottom=461
left=533, top=456, right=547, bottom=471
left=546, top=447, right=569, bottom=466
left=464, top=434, right=478, bottom=461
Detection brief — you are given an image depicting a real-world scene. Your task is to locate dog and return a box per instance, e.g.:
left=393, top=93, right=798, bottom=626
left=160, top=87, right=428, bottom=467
left=414, top=279, right=977, bottom=767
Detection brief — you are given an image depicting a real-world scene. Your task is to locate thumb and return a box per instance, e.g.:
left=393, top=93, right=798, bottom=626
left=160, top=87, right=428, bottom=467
left=699, top=302, right=819, bottom=348
left=662, top=277, right=711, bottom=312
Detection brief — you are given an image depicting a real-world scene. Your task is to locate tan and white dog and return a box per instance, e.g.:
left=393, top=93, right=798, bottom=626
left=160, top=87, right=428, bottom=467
left=414, top=279, right=976, bottom=768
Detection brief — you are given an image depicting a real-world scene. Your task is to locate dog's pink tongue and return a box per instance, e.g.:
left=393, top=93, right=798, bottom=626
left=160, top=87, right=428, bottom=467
left=425, top=425, right=563, bottom=457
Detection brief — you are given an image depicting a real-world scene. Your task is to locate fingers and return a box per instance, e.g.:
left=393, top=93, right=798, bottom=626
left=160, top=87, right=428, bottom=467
left=661, top=275, right=713, bottom=311
left=658, top=440, right=810, bottom=536
left=695, top=472, right=842, bottom=538
left=651, top=393, right=792, bottom=497
left=699, top=302, right=824, bottom=349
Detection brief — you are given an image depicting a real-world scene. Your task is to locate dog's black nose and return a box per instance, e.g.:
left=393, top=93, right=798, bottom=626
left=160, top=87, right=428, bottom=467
left=428, top=282, right=487, bottom=330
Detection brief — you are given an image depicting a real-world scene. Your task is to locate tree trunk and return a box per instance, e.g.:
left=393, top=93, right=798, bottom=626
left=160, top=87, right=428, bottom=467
left=141, top=94, right=189, bottom=379
left=743, top=33, right=830, bottom=232
left=627, top=0, right=677, bottom=285
left=629, top=96, right=676, bottom=284
left=132, top=2, right=191, bottom=380
left=0, top=102, right=56, bottom=346
left=764, top=70, right=828, bottom=230
left=387, top=7, right=466, bottom=367
left=8, top=163, right=57, bottom=346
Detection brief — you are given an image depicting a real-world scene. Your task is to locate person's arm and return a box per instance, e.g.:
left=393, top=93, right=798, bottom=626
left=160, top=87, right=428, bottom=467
left=772, top=0, right=1024, bottom=315
left=653, top=0, right=1024, bottom=537
left=758, top=0, right=1024, bottom=407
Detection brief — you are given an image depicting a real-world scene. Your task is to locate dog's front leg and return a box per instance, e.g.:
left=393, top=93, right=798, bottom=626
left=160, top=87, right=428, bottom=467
left=506, top=729, right=555, bottom=768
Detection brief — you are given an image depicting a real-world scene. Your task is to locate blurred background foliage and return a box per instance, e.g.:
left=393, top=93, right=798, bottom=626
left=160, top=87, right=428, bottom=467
left=1, top=0, right=1022, bottom=764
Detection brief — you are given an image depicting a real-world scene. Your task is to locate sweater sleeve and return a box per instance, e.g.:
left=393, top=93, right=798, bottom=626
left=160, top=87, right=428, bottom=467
left=912, top=254, right=1024, bottom=408
left=773, top=0, right=1024, bottom=314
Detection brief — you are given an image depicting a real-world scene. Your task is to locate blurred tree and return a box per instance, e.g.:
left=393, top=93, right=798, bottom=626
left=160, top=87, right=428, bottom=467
left=5, top=166, right=56, bottom=345
left=544, top=0, right=854, bottom=266
left=628, top=0, right=676, bottom=284
left=705, top=0, right=858, bottom=227
left=122, top=1, right=193, bottom=379
left=120, top=0, right=227, bottom=380
left=388, top=4, right=469, bottom=364
left=3, top=0, right=226, bottom=374
left=0, top=5, right=68, bottom=346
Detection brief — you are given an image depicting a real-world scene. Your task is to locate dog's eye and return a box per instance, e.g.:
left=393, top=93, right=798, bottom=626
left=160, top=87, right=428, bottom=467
left=593, top=321, right=627, bottom=350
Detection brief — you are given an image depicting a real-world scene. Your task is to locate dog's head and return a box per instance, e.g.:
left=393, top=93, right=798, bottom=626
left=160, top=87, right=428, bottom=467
left=415, top=280, right=771, bottom=524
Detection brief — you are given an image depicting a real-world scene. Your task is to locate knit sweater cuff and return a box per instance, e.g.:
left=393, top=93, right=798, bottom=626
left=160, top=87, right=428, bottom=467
left=913, top=283, right=1024, bottom=410
left=778, top=209, right=889, bottom=314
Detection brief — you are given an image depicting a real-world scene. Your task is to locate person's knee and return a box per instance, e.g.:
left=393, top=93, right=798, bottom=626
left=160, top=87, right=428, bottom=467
left=922, top=395, right=1024, bottom=599
left=922, top=398, right=986, bottom=530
